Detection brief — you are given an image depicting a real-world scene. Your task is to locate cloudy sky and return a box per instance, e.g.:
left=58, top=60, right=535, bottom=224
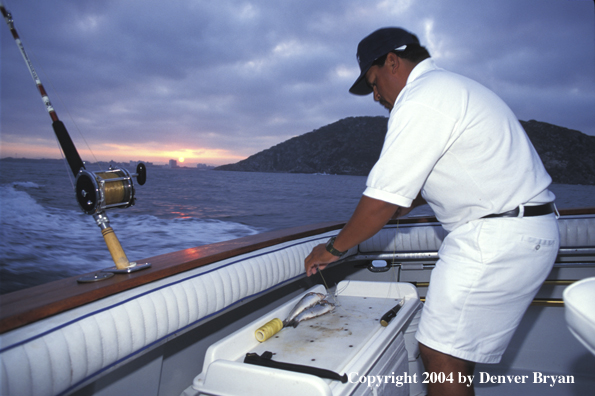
left=1, top=0, right=594, bottom=166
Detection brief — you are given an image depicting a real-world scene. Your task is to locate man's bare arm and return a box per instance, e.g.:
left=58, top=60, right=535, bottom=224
left=305, top=195, right=398, bottom=276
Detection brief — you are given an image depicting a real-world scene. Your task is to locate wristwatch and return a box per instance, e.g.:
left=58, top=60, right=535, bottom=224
left=325, top=236, right=347, bottom=257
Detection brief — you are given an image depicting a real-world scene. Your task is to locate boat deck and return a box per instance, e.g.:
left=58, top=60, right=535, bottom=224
left=474, top=305, right=595, bottom=395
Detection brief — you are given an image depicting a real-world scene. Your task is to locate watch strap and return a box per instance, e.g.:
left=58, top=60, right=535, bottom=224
left=326, top=236, right=347, bottom=257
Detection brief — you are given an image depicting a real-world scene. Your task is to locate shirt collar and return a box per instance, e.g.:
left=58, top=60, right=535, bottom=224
left=406, top=58, right=438, bottom=85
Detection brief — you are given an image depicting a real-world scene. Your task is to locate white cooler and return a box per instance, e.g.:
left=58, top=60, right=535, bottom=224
left=182, top=281, right=424, bottom=396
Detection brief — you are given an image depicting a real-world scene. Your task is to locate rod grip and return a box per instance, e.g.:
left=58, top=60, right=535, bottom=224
left=101, top=227, right=130, bottom=269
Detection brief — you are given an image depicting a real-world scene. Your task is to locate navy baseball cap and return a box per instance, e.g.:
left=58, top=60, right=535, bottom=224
left=349, top=27, right=418, bottom=95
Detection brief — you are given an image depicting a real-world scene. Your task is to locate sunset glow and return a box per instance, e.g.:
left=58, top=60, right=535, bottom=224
left=0, top=140, right=247, bottom=167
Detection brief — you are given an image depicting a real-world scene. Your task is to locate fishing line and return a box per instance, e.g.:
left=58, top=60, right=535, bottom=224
left=318, top=263, right=332, bottom=292
left=378, top=217, right=402, bottom=312
left=390, top=218, right=401, bottom=284
left=317, top=256, right=356, bottom=318
left=49, top=87, right=103, bottom=171
left=26, top=39, right=103, bottom=172
left=334, top=278, right=351, bottom=296
left=56, top=144, right=75, bottom=190
left=317, top=263, right=343, bottom=305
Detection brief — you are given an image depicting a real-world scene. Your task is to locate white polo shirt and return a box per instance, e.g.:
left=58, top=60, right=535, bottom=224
left=364, top=59, right=554, bottom=232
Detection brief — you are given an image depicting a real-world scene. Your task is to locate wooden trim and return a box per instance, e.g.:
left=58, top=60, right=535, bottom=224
left=0, top=221, right=345, bottom=334
left=557, top=207, right=595, bottom=216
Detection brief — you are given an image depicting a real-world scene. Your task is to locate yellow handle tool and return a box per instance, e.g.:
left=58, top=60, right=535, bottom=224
left=255, top=318, right=283, bottom=342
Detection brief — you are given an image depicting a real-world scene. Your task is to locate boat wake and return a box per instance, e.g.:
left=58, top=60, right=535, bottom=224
left=0, top=184, right=261, bottom=293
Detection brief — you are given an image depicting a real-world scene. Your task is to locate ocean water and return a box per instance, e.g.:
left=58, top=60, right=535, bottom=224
left=1, top=158, right=594, bottom=294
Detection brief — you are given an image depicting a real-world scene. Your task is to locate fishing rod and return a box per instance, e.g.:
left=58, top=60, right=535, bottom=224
left=1, top=2, right=150, bottom=281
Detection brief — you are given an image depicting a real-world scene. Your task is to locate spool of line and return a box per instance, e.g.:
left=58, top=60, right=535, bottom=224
left=255, top=318, right=283, bottom=342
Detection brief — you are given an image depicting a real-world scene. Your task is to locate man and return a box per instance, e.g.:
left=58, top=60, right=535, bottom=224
left=304, top=27, right=560, bottom=396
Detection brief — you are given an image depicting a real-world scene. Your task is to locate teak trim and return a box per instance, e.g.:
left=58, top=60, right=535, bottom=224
left=0, top=221, right=346, bottom=334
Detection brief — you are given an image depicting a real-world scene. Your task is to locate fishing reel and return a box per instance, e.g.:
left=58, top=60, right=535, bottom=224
left=75, top=163, right=147, bottom=215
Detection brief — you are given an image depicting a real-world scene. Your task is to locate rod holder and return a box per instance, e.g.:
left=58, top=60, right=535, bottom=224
left=77, top=212, right=150, bottom=283
left=95, top=212, right=151, bottom=273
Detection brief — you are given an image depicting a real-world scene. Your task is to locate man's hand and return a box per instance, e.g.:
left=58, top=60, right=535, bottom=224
left=303, top=195, right=400, bottom=277
left=304, top=243, right=339, bottom=276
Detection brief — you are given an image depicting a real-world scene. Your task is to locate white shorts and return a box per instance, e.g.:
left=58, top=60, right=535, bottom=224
left=415, top=213, right=559, bottom=364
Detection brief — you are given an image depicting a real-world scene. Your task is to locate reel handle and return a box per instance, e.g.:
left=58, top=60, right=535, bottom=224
left=133, top=163, right=147, bottom=185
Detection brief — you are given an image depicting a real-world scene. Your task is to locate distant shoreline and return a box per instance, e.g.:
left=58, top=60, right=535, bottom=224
left=0, top=157, right=215, bottom=170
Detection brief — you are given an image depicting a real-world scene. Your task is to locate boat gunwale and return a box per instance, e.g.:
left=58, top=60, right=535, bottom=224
left=1, top=220, right=348, bottom=334
left=1, top=207, right=594, bottom=334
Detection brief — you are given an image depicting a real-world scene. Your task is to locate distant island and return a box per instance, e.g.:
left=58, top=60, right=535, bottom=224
left=215, top=117, right=595, bottom=185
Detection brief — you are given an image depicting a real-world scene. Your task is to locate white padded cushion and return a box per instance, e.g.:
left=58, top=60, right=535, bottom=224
left=360, top=216, right=595, bottom=253
left=563, top=277, right=595, bottom=355
left=558, top=217, right=595, bottom=247
left=0, top=233, right=335, bottom=396
left=359, top=224, right=447, bottom=253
